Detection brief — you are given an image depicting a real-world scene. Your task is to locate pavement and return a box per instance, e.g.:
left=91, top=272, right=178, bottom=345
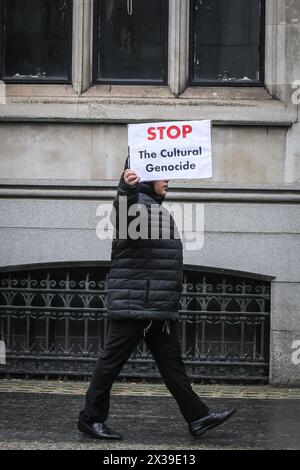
left=0, top=380, right=300, bottom=450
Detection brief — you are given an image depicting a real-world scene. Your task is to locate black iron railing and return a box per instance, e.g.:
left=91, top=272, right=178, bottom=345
left=0, top=265, right=270, bottom=382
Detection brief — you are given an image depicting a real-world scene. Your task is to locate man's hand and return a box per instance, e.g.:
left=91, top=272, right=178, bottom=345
left=124, top=169, right=140, bottom=187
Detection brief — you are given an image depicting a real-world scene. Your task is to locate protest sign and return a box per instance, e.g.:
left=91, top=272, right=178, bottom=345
left=128, top=120, right=212, bottom=181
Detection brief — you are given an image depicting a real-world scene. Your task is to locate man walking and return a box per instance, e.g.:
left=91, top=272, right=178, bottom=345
left=78, top=162, right=235, bottom=440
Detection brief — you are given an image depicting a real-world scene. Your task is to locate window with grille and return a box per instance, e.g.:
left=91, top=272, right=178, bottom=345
left=0, top=265, right=270, bottom=382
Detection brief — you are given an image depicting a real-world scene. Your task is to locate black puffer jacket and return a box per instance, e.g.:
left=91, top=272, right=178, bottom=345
left=107, top=173, right=183, bottom=322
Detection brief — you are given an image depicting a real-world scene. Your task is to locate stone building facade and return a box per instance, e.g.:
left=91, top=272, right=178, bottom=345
left=0, top=0, right=299, bottom=385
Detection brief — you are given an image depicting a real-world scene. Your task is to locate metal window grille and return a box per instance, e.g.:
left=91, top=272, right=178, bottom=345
left=0, top=264, right=270, bottom=382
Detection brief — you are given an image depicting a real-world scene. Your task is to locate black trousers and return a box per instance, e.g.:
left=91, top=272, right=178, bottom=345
left=81, top=319, right=209, bottom=424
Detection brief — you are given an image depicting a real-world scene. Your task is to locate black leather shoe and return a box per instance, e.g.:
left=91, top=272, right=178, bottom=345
left=78, top=419, right=123, bottom=440
left=188, top=408, right=236, bottom=437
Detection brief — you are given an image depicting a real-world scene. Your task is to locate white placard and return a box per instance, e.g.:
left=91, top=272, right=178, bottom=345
left=128, top=120, right=212, bottom=181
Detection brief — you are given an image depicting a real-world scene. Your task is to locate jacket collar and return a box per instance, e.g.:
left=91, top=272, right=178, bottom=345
left=138, top=181, right=164, bottom=204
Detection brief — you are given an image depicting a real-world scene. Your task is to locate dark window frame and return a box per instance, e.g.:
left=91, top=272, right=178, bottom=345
left=189, top=0, right=266, bottom=87
left=92, top=0, right=169, bottom=86
left=0, top=0, right=73, bottom=84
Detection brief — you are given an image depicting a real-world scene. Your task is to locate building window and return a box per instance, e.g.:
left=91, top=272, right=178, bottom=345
left=93, top=0, right=168, bottom=85
left=0, top=265, right=270, bottom=381
left=0, top=0, right=72, bottom=83
left=189, top=0, right=265, bottom=86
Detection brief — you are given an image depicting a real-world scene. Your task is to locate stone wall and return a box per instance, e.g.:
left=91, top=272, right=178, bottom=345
left=0, top=123, right=295, bottom=183
left=0, top=0, right=299, bottom=385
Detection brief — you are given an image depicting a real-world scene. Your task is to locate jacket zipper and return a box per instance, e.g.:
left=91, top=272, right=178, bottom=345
left=145, top=279, right=150, bottom=306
